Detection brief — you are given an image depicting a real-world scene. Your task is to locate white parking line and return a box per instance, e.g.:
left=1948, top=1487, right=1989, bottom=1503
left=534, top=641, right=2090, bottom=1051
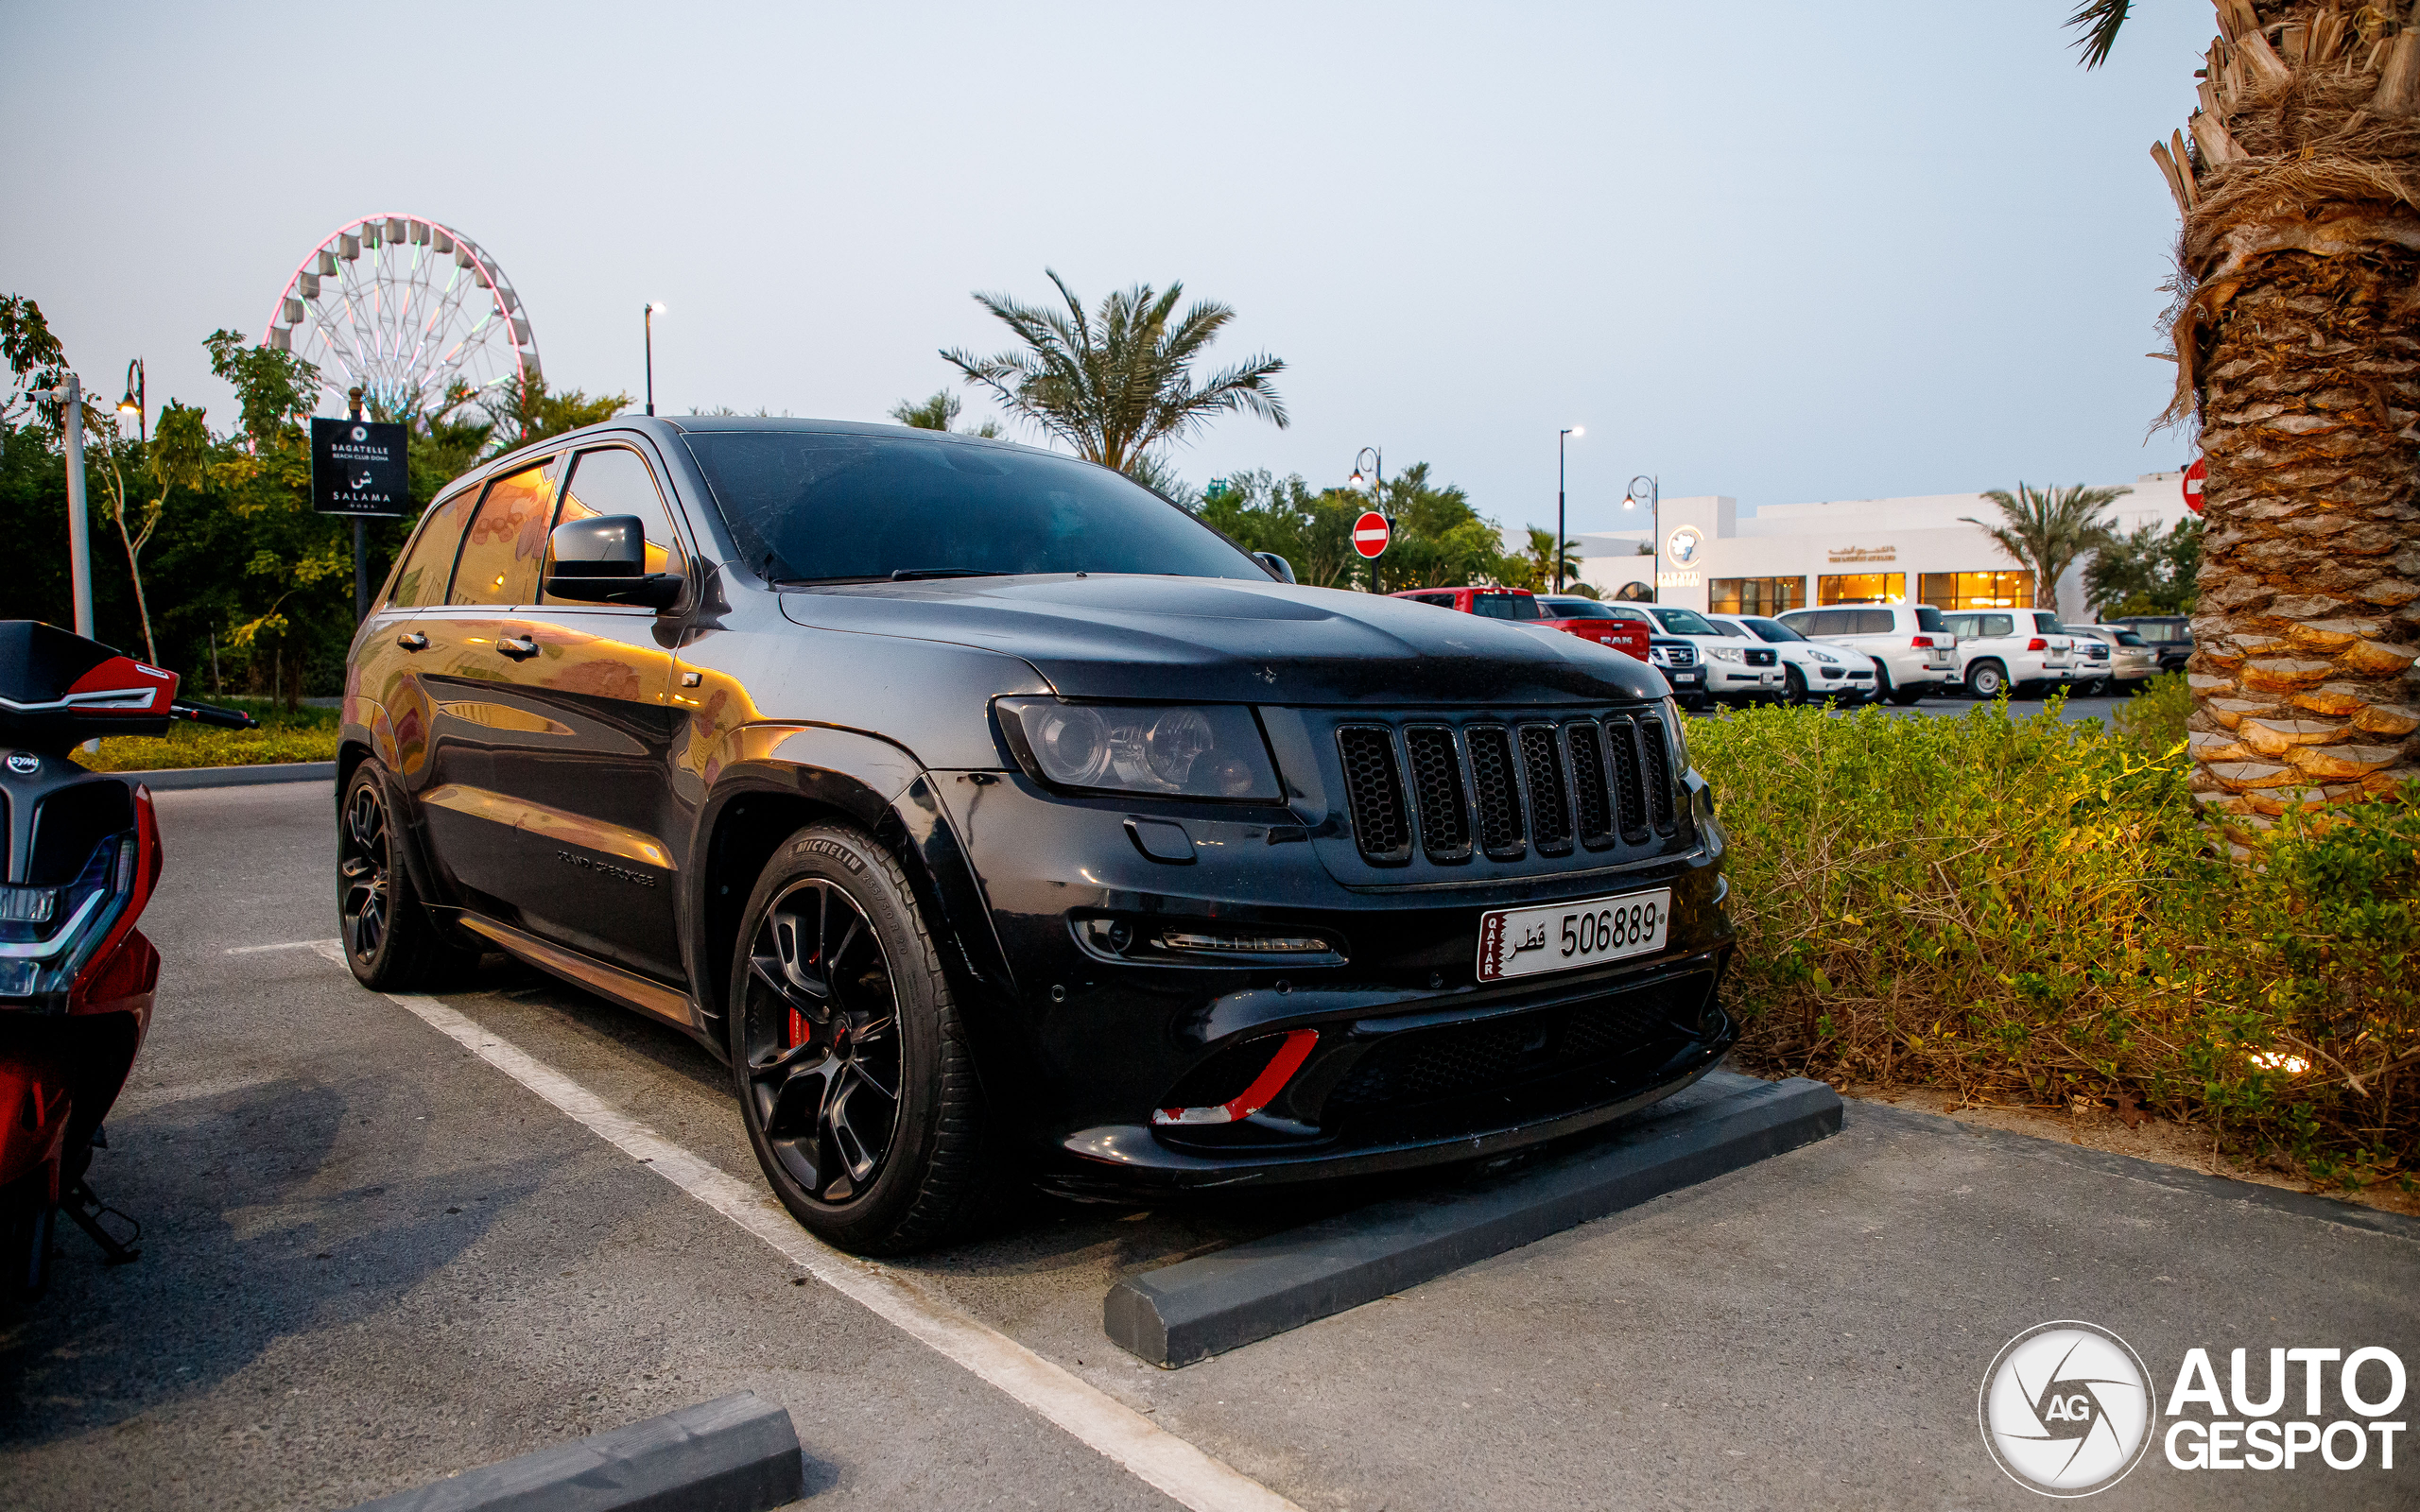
left=225, top=940, right=329, bottom=955
left=305, top=940, right=1298, bottom=1512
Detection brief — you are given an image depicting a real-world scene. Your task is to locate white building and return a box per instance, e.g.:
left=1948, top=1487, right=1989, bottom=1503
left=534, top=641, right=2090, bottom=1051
left=1569, top=472, right=2193, bottom=623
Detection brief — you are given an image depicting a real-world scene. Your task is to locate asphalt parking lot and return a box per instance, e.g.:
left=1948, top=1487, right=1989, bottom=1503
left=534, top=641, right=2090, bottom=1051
left=2, top=781, right=2410, bottom=1511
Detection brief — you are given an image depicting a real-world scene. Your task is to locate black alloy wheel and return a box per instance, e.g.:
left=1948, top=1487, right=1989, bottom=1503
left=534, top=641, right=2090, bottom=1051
left=1783, top=665, right=1808, bottom=705
left=741, top=877, right=904, bottom=1204
left=730, top=824, right=1002, bottom=1254
left=337, top=760, right=475, bottom=990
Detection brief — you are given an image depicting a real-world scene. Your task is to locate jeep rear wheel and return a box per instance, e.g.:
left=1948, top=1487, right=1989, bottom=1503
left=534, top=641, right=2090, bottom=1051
left=1966, top=661, right=2008, bottom=699
left=730, top=823, right=1003, bottom=1255
left=338, top=761, right=477, bottom=991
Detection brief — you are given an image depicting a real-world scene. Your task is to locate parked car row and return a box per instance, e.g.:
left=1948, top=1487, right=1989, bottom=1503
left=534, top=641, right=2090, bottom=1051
left=1395, top=588, right=2180, bottom=707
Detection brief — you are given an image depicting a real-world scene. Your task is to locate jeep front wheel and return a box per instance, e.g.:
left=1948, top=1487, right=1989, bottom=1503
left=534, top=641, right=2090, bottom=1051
left=729, top=823, right=1001, bottom=1255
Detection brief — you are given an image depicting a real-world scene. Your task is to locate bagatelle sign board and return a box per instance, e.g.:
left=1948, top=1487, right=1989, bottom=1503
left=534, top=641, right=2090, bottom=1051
left=311, top=418, right=409, bottom=518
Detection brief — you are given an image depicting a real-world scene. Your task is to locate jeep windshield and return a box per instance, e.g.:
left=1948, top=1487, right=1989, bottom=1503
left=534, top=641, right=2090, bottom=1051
left=684, top=429, right=1269, bottom=584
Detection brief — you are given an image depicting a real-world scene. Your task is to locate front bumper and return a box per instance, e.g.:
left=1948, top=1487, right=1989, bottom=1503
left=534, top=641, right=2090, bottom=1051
left=940, top=766, right=1736, bottom=1194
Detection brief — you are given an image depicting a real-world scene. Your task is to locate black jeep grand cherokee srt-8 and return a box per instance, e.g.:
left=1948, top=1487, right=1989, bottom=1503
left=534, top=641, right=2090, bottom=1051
left=339, top=418, right=1737, bottom=1252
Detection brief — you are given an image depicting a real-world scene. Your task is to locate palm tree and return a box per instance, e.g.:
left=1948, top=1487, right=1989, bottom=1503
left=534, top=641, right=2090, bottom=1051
left=2072, top=1, right=2420, bottom=820
left=889, top=389, right=1001, bottom=437
left=941, top=271, right=1287, bottom=478
left=1961, top=483, right=2128, bottom=618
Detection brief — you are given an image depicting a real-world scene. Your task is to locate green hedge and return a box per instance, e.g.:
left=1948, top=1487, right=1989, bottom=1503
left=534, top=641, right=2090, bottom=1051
left=1688, top=698, right=2418, bottom=1191
left=81, top=698, right=340, bottom=772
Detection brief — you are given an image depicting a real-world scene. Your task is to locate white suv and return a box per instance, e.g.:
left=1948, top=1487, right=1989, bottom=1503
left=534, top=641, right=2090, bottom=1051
left=1643, top=606, right=1786, bottom=705
left=1708, top=613, right=1880, bottom=704
left=1773, top=603, right=1961, bottom=705
left=1939, top=608, right=2076, bottom=698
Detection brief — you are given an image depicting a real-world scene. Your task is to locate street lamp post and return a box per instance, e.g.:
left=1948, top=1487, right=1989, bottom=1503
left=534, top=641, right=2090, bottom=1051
left=1349, top=446, right=1383, bottom=592
left=1622, top=474, right=1661, bottom=601
left=1557, top=426, right=1583, bottom=592
left=117, top=357, right=146, bottom=444
left=644, top=302, right=666, bottom=416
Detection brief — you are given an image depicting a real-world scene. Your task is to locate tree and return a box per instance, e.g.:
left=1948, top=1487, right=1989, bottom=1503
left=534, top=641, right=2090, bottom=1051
left=1962, top=482, right=2128, bottom=616
left=92, top=400, right=208, bottom=663
left=2087, top=517, right=2205, bottom=617
left=2072, top=2, right=2420, bottom=820
left=1, top=296, right=68, bottom=429
left=1363, top=463, right=1519, bottom=593
left=889, top=389, right=1002, bottom=437
left=1514, top=525, right=1585, bottom=593
left=1196, top=470, right=1359, bottom=587
left=482, top=374, right=631, bottom=453
left=941, top=270, right=1286, bottom=480
left=204, top=329, right=318, bottom=445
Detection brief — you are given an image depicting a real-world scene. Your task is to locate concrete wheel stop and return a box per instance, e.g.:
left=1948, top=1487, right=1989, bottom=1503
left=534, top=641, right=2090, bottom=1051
left=1104, top=1069, right=1843, bottom=1368
left=344, top=1391, right=804, bottom=1512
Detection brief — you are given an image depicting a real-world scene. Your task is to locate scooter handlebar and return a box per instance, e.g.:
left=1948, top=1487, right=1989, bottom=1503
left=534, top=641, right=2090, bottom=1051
left=167, top=700, right=259, bottom=730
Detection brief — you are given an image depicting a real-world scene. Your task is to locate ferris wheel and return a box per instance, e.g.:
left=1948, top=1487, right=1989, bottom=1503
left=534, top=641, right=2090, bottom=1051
left=262, top=214, right=541, bottom=418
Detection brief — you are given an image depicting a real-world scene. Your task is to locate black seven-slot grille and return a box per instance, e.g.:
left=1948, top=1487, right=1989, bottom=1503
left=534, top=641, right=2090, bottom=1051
left=1336, top=711, right=1683, bottom=866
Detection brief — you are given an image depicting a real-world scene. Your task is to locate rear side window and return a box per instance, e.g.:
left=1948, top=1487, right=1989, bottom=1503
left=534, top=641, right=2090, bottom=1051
left=450, top=463, right=558, bottom=606
left=2031, top=611, right=2064, bottom=634
left=1981, top=613, right=2015, bottom=637
left=555, top=447, right=686, bottom=583
left=1852, top=610, right=1893, bottom=634
left=1471, top=594, right=1541, bottom=621
left=387, top=490, right=475, bottom=608
left=1780, top=610, right=1827, bottom=635
left=1914, top=605, right=1947, bottom=635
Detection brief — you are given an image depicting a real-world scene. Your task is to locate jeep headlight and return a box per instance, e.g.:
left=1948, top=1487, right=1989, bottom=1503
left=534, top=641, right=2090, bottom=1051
left=996, top=698, right=1280, bottom=799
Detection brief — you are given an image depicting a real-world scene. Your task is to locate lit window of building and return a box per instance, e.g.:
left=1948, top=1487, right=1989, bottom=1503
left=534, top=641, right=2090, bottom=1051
left=1919, top=570, right=2033, bottom=610
left=1707, top=576, right=1807, bottom=615
left=1818, top=572, right=1904, bottom=605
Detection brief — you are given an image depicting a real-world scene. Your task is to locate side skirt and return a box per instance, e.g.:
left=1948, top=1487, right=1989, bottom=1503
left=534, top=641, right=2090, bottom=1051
left=446, top=911, right=700, bottom=1036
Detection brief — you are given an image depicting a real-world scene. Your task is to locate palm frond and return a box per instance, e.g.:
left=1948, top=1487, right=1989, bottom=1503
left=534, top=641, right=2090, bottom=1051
left=2065, top=0, right=2131, bottom=71
left=941, top=270, right=1286, bottom=472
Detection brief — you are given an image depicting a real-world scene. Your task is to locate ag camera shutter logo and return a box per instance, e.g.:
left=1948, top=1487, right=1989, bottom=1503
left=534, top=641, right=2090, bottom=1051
left=1979, top=1320, right=2155, bottom=1497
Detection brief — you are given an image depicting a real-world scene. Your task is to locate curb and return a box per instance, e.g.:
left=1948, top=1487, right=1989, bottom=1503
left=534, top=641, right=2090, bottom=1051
left=1103, top=1070, right=1843, bottom=1368
left=117, top=761, right=337, bottom=790
left=344, top=1391, right=804, bottom=1512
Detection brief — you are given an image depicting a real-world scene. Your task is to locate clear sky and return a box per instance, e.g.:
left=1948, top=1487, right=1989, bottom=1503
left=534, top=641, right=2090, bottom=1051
left=1, top=1, right=2210, bottom=537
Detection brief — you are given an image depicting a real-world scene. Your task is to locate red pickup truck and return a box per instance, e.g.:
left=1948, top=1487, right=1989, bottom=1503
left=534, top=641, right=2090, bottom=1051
left=1389, top=586, right=1651, bottom=662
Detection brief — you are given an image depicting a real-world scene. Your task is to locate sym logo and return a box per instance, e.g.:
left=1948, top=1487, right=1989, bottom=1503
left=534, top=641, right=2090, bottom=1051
left=1980, top=1320, right=2156, bottom=1497
left=1665, top=525, right=1702, bottom=566
left=6, top=751, right=37, bottom=775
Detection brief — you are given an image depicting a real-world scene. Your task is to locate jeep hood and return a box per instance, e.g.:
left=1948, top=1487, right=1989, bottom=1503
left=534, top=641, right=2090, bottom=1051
left=779, top=575, right=1666, bottom=705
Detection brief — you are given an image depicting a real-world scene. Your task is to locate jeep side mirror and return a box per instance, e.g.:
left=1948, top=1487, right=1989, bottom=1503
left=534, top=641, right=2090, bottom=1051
left=1254, top=551, right=1296, bottom=584
left=544, top=515, right=683, bottom=610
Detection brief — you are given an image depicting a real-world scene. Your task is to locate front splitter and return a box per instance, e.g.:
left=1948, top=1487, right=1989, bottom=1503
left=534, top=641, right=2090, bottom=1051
left=1101, top=1068, right=1842, bottom=1368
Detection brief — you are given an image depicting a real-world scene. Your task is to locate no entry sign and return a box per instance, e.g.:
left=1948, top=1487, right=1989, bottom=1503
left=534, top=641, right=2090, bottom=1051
left=2183, top=456, right=2206, bottom=516
left=1353, top=510, right=1391, bottom=558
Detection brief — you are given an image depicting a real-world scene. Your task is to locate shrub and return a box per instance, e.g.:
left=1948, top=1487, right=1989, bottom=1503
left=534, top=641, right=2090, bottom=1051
left=2111, top=669, right=2191, bottom=752
left=82, top=697, right=340, bottom=772
left=1688, top=701, right=2417, bottom=1189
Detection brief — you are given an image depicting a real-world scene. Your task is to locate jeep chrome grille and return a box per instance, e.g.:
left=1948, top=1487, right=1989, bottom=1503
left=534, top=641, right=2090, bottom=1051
left=1335, top=711, right=1685, bottom=866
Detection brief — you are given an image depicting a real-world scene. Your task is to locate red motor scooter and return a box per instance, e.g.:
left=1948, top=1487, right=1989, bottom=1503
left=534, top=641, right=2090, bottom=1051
left=0, top=620, right=253, bottom=1303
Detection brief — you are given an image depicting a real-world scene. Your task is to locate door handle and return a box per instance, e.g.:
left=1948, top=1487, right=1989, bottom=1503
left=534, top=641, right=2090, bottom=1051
left=497, top=635, right=540, bottom=662
left=396, top=630, right=429, bottom=651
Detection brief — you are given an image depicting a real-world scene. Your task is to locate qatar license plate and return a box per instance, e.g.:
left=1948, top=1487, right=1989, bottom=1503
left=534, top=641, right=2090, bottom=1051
left=1476, top=887, right=1671, bottom=983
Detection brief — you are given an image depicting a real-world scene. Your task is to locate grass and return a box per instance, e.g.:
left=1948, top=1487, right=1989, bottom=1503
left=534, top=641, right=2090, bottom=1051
left=81, top=697, right=341, bottom=772
left=1687, top=696, right=2418, bottom=1192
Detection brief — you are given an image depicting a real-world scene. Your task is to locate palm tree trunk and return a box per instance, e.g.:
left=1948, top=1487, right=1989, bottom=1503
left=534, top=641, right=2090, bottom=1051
left=2169, top=2, right=2420, bottom=836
